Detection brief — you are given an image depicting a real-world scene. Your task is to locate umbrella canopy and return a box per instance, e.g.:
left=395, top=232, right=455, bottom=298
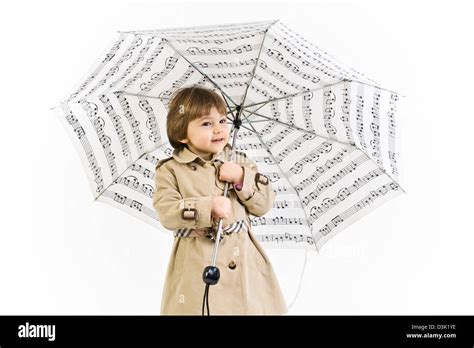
left=52, top=19, right=405, bottom=252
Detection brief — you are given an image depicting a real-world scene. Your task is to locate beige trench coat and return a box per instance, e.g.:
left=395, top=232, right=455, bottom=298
left=152, top=143, right=287, bottom=315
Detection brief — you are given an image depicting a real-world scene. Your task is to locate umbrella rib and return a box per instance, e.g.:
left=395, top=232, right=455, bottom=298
left=245, top=79, right=349, bottom=109
left=238, top=19, right=280, bottom=108
left=241, top=119, right=269, bottom=124
left=242, top=109, right=406, bottom=193
left=97, top=91, right=237, bottom=126
left=244, top=110, right=321, bottom=136
left=72, top=91, right=237, bottom=113
left=161, top=38, right=239, bottom=107
left=118, top=91, right=238, bottom=121
left=237, top=124, right=255, bottom=133
left=241, top=114, right=316, bottom=248
left=112, top=92, right=173, bottom=103
left=50, top=93, right=172, bottom=110
left=244, top=79, right=404, bottom=110
left=221, top=89, right=239, bottom=119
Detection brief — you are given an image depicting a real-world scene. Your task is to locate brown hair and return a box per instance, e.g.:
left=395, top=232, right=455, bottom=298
left=166, top=86, right=228, bottom=152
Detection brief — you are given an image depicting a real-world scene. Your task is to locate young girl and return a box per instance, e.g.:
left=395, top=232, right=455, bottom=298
left=152, top=86, right=287, bottom=315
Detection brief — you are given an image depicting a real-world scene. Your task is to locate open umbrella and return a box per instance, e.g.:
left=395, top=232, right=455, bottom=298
left=51, top=19, right=405, bottom=311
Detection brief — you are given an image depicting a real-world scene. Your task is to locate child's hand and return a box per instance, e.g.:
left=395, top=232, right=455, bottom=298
left=211, top=196, right=232, bottom=219
left=218, top=161, right=244, bottom=184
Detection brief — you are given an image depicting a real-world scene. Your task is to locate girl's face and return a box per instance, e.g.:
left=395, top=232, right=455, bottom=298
left=179, top=106, right=229, bottom=160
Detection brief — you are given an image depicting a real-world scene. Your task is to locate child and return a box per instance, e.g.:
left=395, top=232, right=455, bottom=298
left=152, top=86, right=287, bottom=315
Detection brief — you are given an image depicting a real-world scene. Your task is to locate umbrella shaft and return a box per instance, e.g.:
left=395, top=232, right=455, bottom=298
left=210, top=110, right=241, bottom=266
left=210, top=181, right=229, bottom=266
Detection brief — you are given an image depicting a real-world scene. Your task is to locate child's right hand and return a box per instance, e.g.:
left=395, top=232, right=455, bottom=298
left=211, top=196, right=232, bottom=219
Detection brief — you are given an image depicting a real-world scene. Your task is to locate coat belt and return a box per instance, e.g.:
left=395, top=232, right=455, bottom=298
left=174, top=218, right=251, bottom=241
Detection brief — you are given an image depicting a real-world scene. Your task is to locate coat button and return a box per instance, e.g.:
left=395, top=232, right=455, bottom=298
left=228, top=260, right=236, bottom=270
left=189, top=164, right=197, bottom=170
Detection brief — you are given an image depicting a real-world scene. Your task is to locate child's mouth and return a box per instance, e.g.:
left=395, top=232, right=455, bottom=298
left=211, top=138, right=224, bottom=143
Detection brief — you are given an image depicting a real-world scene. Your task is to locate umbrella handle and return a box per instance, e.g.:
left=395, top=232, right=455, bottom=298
left=208, top=127, right=238, bottom=267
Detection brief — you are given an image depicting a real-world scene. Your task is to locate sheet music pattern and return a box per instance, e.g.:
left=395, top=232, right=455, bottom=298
left=244, top=81, right=401, bottom=182
left=54, top=20, right=403, bottom=251
left=233, top=117, right=402, bottom=250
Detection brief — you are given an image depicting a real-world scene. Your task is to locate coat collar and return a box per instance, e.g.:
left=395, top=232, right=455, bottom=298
left=172, top=143, right=232, bottom=164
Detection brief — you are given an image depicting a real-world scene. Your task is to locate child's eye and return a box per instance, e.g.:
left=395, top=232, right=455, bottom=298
left=202, top=119, right=227, bottom=126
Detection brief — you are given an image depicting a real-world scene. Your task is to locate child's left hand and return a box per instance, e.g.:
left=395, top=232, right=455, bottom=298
left=218, top=161, right=244, bottom=184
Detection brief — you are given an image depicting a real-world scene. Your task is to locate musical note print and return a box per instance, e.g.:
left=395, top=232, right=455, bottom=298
left=100, top=94, right=132, bottom=161
left=301, top=154, right=368, bottom=205
left=308, top=167, right=386, bottom=219
left=79, top=99, right=119, bottom=179
left=323, top=89, right=337, bottom=138
left=289, top=141, right=333, bottom=175
left=340, top=83, right=356, bottom=146
left=293, top=148, right=353, bottom=193
left=256, top=232, right=314, bottom=246
left=387, top=93, right=399, bottom=177
left=315, top=182, right=400, bottom=244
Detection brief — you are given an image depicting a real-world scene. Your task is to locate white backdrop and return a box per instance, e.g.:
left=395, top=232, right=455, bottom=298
left=1, top=0, right=473, bottom=315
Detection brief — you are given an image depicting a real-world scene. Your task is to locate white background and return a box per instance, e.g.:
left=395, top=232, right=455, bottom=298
left=1, top=0, right=473, bottom=315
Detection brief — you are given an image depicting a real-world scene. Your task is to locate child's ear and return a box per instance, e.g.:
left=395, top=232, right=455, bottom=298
left=179, top=138, right=189, bottom=144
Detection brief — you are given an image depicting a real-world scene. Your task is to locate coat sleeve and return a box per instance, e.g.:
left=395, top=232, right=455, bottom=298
left=152, top=162, right=213, bottom=231
left=233, top=158, right=275, bottom=217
